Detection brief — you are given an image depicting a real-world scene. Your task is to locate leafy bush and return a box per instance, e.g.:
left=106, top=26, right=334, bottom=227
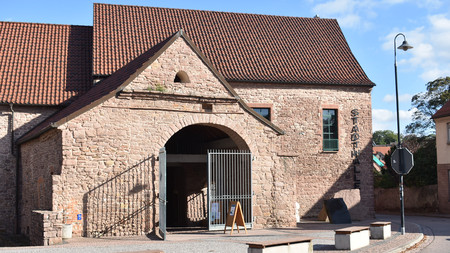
left=374, top=135, right=437, bottom=188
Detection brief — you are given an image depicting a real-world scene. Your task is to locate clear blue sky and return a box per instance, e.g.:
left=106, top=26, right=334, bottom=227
left=2, top=0, right=449, bottom=134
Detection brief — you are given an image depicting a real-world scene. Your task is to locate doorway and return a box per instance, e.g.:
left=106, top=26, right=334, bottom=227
left=163, top=124, right=251, bottom=230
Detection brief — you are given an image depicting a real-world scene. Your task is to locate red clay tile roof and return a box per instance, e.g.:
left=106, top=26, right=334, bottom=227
left=0, top=22, right=92, bottom=105
left=432, top=100, right=450, bottom=119
left=93, top=3, right=374, bottom=86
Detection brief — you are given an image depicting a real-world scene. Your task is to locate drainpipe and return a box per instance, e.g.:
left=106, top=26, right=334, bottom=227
left=9, top=104, right=14, bottom=156
left=9, top=104, right=20, bottom=234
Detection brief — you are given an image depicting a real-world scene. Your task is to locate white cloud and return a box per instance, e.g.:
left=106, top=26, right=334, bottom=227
left=382, top=93, right=412, bottom=103
left=417, top=0, right=443, bottom=9
left=383, top=94, right=395, bottom=102
left=312, top=0, right=376, bottom=29
left=372, top=121, right=394, bottom=132
left=372, top=108, right=414, bottom=131
left=399, top=109, right=413, bottom=121
left=372, top=109, right=395, bottom=122
left=312, top=0, right=425, bottom=30
left=372, top=108, right=413, bottom=122
left=382, top=14, right=450, bottom=82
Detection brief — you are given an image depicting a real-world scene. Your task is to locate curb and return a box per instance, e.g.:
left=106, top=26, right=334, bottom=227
left=389, top=222, right=424, bottom=253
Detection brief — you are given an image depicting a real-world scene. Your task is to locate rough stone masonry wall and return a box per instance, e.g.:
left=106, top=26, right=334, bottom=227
left=0, top=105, right=57, bottom=234
left=30, top=210, right=63, bottom=246
left=43, top=37, right=280, bottom=236
left=20, top=129, right=62, bottom=236
left=52, top=98, right=278, bottom=236
left=232, top=83, right=374, bottom=219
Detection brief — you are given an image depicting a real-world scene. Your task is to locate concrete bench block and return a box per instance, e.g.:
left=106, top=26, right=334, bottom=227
left=370, top=221, right=391, bottom=239
left=335, top=226, right=370, bottom=250
left=247, top=237, right=313, bottom=253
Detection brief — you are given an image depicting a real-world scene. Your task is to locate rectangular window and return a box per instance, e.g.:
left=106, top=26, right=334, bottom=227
left=253, top=108, right=271, bottom=121
left=323, top=109, right=338, bottom=151
left=447, top=123, right=450, bottom=144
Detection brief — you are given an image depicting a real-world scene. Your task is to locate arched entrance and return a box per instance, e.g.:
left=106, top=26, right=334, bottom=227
left=163, top=124, right=251, bottom=231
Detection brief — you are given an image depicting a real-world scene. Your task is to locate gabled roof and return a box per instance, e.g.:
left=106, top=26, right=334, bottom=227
left=93, top=3, right=374, bottom=86
left=432, top=100, right=450, bottom=119
left=0, top=22, right=92, bottom=105
left=17, top=31, right=284, bottom=144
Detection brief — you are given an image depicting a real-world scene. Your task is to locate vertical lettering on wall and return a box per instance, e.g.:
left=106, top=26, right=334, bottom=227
left=351, top=109, right=361, bottom=189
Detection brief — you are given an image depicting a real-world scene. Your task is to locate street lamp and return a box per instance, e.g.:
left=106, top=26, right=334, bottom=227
left=394, top=33, right=413, bottom=235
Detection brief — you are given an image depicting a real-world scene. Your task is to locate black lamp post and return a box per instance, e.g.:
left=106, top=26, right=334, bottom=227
left=394, top=33, right=413, bottom=235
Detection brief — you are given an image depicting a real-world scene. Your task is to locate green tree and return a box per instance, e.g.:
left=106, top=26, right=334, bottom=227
left=373, top=130, right=398, bottom=145
left=376, top=134, right=437, bottom=188
left=403, top=135, right=437, bottom=187
left=406, top=76, right=450, bottom=135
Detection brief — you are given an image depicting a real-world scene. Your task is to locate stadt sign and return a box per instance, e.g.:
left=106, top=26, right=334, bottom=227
left=391, top=148, right=414, bottom=175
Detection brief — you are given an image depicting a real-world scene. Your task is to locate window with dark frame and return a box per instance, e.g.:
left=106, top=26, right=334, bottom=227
left=447, top=123, right=450, bottom=144
left=323, top=109, right=338, bottom=151
left=253, top=108, right=271, bottom=121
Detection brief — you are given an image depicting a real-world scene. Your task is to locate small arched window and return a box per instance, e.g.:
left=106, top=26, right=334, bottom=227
left=174, top=71, right=190, bottom=83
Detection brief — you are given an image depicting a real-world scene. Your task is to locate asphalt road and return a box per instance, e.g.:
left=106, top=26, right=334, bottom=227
left=402, top=215, right=450, bottom=252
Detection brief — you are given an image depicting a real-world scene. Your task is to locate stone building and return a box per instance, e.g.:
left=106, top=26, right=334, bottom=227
left=433, top=100, right=450, bottom=213
left=0, top=3, right=374, bottom=243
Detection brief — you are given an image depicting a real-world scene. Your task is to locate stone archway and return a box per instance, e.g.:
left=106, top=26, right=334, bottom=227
left=163, top=124, right=249, bottom=229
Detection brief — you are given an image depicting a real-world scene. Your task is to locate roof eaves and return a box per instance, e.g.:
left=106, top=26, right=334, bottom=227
left=432, top=100, right=450, bottom=119
left=228, top=79, right=376, bottom=87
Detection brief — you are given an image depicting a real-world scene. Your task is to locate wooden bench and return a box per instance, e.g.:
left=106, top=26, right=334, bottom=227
left=335, top=226, right=370, bottom=250
left=247, top=237, right=313, bottom=253
left=370, top=221, right=391, bottom=239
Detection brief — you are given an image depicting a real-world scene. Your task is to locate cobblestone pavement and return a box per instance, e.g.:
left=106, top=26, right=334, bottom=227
left=0, top=215, right=423, bottom=253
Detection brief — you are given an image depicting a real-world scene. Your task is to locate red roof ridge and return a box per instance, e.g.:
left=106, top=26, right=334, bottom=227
left=0, top=20, right=91, bottom=28
left=93, top=2, right=334, bottom=21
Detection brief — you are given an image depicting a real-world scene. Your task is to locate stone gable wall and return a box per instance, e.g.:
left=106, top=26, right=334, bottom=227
left=125, top=38, right=234, bottom=100
left=231, top=82, right=374, bottom=218
left=0, top=105, right=58, bottom=234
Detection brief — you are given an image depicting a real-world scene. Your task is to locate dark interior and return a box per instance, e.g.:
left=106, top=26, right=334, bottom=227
left=165, top=125, right=238, bottom=229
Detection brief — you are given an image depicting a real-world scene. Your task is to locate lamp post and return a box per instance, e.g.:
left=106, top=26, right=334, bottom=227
left=394, top=33, right=413, bottom=235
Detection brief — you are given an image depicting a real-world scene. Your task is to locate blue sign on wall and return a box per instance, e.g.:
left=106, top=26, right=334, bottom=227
left=77, top=214, right=82, bottom=220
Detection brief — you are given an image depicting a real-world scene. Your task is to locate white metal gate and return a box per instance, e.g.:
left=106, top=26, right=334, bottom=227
left=207, top=150, right=252, bottom=230
left=159, top=147, right=167, bottom=240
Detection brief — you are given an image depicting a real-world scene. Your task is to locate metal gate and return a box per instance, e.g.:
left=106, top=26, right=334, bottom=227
left=159, top=147, right=167, bottom=240
left=207, top=150, right=252, bottom=230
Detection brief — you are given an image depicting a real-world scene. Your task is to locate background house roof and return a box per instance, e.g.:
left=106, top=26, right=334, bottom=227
left=432, top=100, right=450, bottom=119
left=93, top=3, right=374, bottom=86
left=0, top=22, right=92, bottom=105
left=373, top=145, right=392, bottom=156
